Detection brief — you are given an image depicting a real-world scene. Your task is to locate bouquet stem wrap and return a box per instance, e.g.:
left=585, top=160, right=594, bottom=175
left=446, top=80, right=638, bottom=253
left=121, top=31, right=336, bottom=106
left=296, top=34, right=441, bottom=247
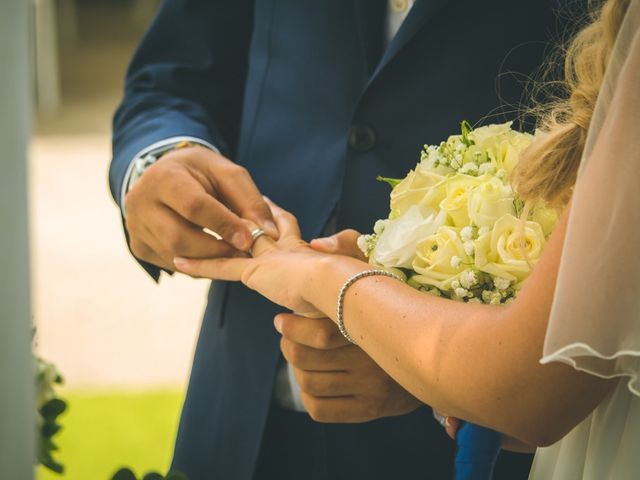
left=454, top=422, right=502, bottom=480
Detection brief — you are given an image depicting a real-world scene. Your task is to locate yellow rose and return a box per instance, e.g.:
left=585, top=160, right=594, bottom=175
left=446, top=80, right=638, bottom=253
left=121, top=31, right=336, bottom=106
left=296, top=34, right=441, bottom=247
left=390, top=167, right=446, bottom=218
left=468, top=177, right=516, bottom=228
left=412, top=226, right=469, bottom=290
left=529, top=205, right=559, bottom=237
left=439, top=174, right=483, bottom=227
left=473, top=214, right=546, bottom=283
left=468, top=122, right=533, bottom=175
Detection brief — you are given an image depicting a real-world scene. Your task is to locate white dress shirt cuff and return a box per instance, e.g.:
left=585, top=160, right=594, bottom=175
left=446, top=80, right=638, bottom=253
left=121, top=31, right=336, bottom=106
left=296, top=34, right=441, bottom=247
left=120, top=136, right=219, bottom=217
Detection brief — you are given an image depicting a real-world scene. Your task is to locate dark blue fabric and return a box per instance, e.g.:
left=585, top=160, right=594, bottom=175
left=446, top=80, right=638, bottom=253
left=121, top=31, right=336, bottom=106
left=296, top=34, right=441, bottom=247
left=110, top=1, right=568, bottom=479
left=455, top=423, right=503, bottom=480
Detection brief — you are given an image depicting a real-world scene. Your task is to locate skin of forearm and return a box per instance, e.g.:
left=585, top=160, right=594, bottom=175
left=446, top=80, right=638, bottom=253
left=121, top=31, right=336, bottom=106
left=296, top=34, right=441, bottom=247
left=301, top=214, right=613, bottom=446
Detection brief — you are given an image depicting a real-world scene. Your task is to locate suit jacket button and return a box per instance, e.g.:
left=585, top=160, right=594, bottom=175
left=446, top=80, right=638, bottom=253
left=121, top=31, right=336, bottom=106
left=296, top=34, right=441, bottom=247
left=348, top=124, right=376, bottom=152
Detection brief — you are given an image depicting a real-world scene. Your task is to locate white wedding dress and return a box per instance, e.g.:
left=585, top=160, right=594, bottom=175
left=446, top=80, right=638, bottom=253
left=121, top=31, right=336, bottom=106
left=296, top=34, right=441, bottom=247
left=529, top=3, right=640, bottom=479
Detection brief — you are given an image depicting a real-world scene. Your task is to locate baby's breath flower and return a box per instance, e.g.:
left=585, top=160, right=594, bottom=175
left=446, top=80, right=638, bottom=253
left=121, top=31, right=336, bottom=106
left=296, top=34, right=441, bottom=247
left=460, top=226, right=474, bottom=241
left=450, top=256, right=462, bottom=268
left=451, top=280, right=461, bottom=290
left=478, top=162, right=494, bottom=175
left=481, top=290, right=494, bottom=303
left=460, top=270, right=477, bottom=289
left=460, top=162, right=479, bottom=176
left=493, top=276, right=511, bottom=291
left=478, top=226, right=491, bottom=236
left=455, top=287, right=470, bottom=299
left=496, top=169, right=507, bottom=180
left=463, top=241, right=475, bottom=256
left=467, top=297, right=482, bottom=304
left=489, top=292, right=502, bottom=304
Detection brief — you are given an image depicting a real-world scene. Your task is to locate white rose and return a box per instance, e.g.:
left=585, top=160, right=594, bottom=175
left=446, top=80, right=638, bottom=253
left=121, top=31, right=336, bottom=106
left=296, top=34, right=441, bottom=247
left=390, top=167, right=446, bottom=218
left=467, top=176, right=516, bottom=228
left=411, top=226, right=470, bottom=291
left=439, top=174, right=483, bottom=227
left=370, top=206, right=446, bottom=269
left=473, top=214, right=546, bottom=283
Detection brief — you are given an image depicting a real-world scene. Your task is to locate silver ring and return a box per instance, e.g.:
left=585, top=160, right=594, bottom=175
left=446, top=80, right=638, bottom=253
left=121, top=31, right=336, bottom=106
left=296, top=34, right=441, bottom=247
left=440, top=416, right=447, bottom=427
left=251, top=228, right=266, bottom=242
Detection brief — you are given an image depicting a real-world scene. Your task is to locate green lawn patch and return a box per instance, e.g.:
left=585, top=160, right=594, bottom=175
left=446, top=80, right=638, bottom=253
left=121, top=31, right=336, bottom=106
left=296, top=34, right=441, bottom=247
left=37, top=388, right=184, bottom=480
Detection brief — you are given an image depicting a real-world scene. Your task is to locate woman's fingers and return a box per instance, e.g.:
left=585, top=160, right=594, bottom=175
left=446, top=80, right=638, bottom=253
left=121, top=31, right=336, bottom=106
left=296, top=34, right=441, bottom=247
left=173, top=256, right=252, bottom=281
left=263, top=197, right=302, bottom=239
left=310, top=229, right=366, bottom=260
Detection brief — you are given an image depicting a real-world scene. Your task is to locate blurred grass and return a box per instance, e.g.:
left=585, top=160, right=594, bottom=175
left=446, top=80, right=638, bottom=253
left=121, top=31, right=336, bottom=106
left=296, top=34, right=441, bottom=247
left=37, top=389, right=184, bottom=480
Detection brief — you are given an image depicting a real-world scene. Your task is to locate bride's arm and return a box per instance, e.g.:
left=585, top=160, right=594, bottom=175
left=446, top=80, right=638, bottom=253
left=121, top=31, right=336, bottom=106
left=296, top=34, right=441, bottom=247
left=175, top=206, right=615, bottom=446
left=297, top=209, right=613, bottom=447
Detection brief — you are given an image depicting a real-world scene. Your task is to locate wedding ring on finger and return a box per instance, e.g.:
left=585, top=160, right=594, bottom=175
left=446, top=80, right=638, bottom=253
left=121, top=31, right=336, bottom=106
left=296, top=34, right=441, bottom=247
left=251, top=228, right=266, bottom=242
left=249, top=228, right=266, bottom=256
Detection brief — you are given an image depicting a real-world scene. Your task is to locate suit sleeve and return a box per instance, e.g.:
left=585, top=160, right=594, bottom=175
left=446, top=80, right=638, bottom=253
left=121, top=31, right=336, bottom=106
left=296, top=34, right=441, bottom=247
left=109, top=0, right=254, bottom=279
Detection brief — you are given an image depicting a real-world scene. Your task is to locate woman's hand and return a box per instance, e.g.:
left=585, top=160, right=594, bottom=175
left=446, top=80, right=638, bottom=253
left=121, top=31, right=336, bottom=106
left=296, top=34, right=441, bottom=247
left=173, top=199, right=326, bottom=316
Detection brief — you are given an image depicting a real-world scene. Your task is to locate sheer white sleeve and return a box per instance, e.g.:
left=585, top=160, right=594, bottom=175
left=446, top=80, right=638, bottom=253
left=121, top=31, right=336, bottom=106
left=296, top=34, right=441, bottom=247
left=540, top=2, right=640, bottom=398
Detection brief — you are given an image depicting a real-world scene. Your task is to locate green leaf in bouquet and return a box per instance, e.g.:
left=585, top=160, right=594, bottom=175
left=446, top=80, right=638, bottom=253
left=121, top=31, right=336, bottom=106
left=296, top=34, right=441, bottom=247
left=40, top=398, right=67, bottom=419
left=111, top=468, right=138, bottom=480
left=376, top=176, right=403, bottom=189
left=460, top=120, right=474, bottom=147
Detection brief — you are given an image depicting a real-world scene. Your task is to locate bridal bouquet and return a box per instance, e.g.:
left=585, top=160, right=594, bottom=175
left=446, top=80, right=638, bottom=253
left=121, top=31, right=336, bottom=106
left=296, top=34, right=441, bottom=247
left=358, top=121, right=558, bottom=480
left=358, top=121, right=557, bottom=305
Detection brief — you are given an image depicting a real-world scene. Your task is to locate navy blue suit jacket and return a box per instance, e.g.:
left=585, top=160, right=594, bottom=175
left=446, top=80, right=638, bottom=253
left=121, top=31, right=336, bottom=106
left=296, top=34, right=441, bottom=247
left=110, top=1, right=568, bottom=478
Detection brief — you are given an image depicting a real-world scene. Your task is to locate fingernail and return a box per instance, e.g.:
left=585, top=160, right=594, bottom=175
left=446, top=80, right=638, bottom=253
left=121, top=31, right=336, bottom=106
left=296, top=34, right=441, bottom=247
left=312, top=237, right=337, bottom=250
left=444, top=417, right=451, bottom=428
left=262, top=220, right=279, bottom=238
left=273, top=316, right=283, bottom=333
left=173, top=257, right=188, bottom=269
left=231, top=231, right=250, bottom=251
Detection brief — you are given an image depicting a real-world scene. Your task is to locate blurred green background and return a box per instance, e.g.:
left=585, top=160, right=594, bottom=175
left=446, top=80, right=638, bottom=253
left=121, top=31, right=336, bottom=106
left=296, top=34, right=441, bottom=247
left=37, top=390, right=182, bottom=480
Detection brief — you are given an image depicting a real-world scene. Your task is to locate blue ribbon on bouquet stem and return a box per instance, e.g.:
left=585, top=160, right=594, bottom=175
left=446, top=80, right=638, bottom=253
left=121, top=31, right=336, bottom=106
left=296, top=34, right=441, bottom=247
left=454, top=422, right=502, bottom=480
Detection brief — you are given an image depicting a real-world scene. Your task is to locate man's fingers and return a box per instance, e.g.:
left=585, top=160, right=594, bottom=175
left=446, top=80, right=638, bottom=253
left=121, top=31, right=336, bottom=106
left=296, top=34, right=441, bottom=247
left=173, top=256, right=252, bottom=281
left=151, top=205, right=240, bottom=259
left=445, top=416, right=460, bottom=439
left=300, top=393, right=380, bottom=424
left=129, top=237, right=176, bottom=272
left=274, top=313, right=349, bottom=349
left=310, top=229, right=366, bottom=260
left=280, top=337, right=361, bottom=371
left=212, top=163, right=279, bottom=238
left=293, top=369, right=353, bottom=397
left=160, top=178, right=254, bottom=251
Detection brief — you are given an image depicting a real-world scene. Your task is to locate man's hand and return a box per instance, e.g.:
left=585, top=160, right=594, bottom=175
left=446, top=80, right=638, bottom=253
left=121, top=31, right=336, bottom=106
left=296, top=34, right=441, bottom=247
left=275, top=313, right=422, bottom=423
left=124, top=146, right=278, bottom=271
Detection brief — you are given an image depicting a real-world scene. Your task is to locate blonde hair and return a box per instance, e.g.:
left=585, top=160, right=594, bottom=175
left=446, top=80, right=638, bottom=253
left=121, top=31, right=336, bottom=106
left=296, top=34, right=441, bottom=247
left=512, top=0, right=630, bottom=206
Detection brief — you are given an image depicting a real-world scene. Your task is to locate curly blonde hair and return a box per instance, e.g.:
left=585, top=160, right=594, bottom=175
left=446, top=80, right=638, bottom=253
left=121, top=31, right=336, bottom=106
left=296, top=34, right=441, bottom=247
left=512, top=0, right=630, bottom=206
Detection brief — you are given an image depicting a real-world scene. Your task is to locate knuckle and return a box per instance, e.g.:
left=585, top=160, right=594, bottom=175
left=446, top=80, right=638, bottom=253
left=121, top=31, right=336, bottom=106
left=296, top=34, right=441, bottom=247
left=286, top=343, right=305, bottom=366
left=182, top=196, right=206, bottom=219
left=297, top=373, right=316, bottom=395
left=164, top=232, right=185, bottom=255
left=306, top=400, right=328, bottom=423
left=313, top=326, right=334, bottom=349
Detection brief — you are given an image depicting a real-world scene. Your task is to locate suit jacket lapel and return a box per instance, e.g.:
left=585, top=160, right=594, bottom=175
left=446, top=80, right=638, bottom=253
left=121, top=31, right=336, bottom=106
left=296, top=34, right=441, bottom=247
left=369, top=0, right=450, bottom=83
left=353, top=0, right=387, bottom=76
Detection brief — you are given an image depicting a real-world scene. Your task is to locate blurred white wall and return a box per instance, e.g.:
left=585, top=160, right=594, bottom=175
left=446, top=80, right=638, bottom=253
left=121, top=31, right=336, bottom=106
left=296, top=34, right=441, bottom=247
left=32, top=0, right=209, bottom=390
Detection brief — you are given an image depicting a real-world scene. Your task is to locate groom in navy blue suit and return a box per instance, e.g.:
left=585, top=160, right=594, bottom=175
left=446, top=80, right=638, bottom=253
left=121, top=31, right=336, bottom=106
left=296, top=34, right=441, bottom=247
left=110, top=1, right=568, bottom=479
